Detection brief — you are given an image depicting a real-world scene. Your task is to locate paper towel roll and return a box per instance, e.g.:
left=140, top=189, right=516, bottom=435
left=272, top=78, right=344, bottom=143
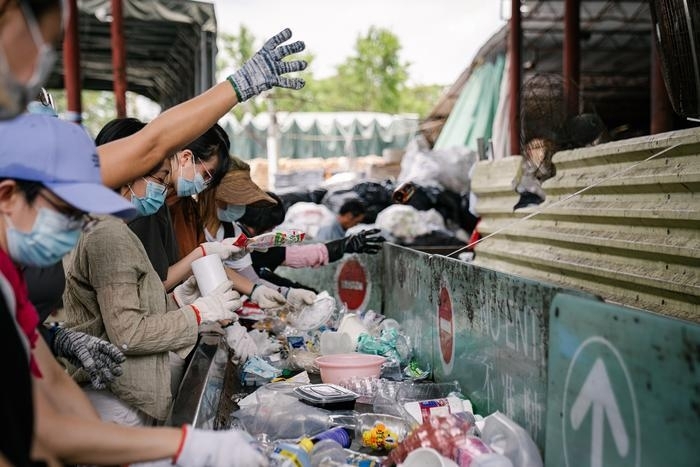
left=191, top=254, right=227, bottom=296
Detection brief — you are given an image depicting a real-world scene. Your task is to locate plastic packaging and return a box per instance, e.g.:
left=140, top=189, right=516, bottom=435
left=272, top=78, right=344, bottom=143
left=336, top=313, right=369, bottom=347
left=311, top=427, right=352, bottom=449
left=353, top=413, right=412, bottom=452
left=319, top=331, right=354, bottom=355
left=454, top=436, right=494, bottom=466
left=308, top=439, right=348, bottom=467
left=337, top=376, right=402, bottom=405
left=479, top=411, right=542, bottom=467
left=403, top=396, right=473, bottom=425
left=287, top=292, right=336, bottom=330
left=233, top=392, right=332, bottom=439
left=293, top=384, right=359, bottom=411
left=234, top=229, right=306, bottom=251
left=268, top=440, right=311, bottom=467
left=387, top=412, right=476, bottom=465
left=402, top=447, right=458, bottom=467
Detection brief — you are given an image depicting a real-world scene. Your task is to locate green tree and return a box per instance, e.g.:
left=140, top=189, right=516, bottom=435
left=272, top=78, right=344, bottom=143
left=216, top=24, right=440, bottom=119
left=335, top=26, right=409, bottom=113
left=400, top=84, right=447, bottom=117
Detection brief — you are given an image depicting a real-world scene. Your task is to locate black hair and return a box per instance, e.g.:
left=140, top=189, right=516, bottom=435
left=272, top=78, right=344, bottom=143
left=238, top=191, right=286, bottom=234
left=184, top=123, right=231, bottom=189
left=0, top=178, right=44, bottom=203
left=94, top=117, right=146, bottom=146
left=24, top=0, right=61, bottom=20
left=339, top=198, right=366, bottom=217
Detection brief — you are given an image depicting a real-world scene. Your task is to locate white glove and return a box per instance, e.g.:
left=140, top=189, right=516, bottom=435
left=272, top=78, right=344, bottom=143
left=174, top=425, right=267, bottom=467
left=200, top=240, right=246, bottom=261
left=173, top=276, right=201, bottom=307
left=225, top=322, right=258, bottom=363
left=286, top=288, right=317, bottom=310
left=250, top=284, right=287, bottom=309
left=191, top=281, right=242, bottom=323
left=249, top=329, right=282, bottom=356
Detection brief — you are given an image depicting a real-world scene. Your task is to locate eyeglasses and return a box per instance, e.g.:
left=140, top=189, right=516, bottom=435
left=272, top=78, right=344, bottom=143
left=196, top=157, right=214, bottom=185
left=38, top=191, right=98, bottom=232
left=145, top=169, right=171, bottom=195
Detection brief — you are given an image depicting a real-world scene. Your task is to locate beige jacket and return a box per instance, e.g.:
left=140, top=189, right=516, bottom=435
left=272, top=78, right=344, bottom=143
left=63, top=216, right=198, bottom=420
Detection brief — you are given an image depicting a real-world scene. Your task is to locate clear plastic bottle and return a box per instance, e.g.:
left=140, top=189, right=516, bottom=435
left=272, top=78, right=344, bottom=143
left=308, top=439, right=348, bottom=467
left=267, top=439, right=312, bottom=467
left=354, top=413, right=412, bottom=452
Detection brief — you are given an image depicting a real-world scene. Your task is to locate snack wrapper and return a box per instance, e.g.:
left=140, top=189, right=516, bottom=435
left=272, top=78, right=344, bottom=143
left=233, top=229, right=306, bottom=250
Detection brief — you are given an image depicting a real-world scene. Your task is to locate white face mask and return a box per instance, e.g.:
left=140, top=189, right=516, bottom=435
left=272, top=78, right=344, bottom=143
left=0, top=1, right=57, bottom=120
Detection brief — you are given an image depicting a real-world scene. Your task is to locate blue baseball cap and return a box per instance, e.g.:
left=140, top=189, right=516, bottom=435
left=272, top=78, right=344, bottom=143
left=0, top=114, right=136, bottom=219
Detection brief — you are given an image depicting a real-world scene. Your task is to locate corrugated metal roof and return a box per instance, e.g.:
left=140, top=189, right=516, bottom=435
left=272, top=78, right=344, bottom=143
left=45, top=0, right=217, bottom=109
left=423, top=0, right=655, bottom=145
left=470, top=127, right=700, bottom=322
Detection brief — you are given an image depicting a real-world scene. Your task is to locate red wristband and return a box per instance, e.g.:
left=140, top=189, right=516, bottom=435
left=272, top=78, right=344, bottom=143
left=199, top=245, right=207, bottom=257
left=191, top=305, right=202, bottom=325
left=173, top=424, right=189, bottom=464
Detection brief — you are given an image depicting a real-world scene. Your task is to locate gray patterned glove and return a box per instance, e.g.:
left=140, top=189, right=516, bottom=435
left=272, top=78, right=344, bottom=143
left=227, top=28, right=307, bottom=102
left=52, top=328, right=126, bottom=389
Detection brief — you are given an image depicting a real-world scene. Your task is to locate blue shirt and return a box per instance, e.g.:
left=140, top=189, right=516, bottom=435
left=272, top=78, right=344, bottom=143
left=315, top=218, right=345, bottom=241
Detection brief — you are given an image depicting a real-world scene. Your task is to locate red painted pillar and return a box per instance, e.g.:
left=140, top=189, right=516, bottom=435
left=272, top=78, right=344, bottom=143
left=650, top=33, right=673, bottom=134
left=563, top=0, right=581, bottom=117
left=62, top=0, right=81, bottom=123
left=110, top=0, right=127, bottom=118
left=509, top=0, right=522, bottom=156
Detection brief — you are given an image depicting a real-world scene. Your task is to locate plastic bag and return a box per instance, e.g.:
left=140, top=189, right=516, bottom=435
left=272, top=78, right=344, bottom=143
left=232, top=392, right=332, bottom=440
left=480, top=411, right=543, bottom=467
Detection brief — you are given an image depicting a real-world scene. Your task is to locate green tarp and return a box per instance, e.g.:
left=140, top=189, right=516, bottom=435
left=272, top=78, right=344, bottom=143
left=434, top=54, right=506, bottom=152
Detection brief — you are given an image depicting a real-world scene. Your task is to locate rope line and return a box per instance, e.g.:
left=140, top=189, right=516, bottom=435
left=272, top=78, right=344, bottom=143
left=445, top=143, right=681, bottom=258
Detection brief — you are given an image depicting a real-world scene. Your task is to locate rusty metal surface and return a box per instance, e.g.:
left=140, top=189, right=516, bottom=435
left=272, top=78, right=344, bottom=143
left=381, top=244, right=592, bottom=450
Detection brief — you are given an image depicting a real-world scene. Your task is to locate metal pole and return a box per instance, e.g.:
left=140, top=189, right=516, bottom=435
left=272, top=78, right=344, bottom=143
left=62, top=0, right=82, bottom=123
left=650, top=33, right=673, bottom=134
left=509, top=0, right=522, bottom=156
left=563, top=0, right=581, bottom=117
left=266, top=98, right=279, bottom=191
left=110, top=0, right=127, bottom=118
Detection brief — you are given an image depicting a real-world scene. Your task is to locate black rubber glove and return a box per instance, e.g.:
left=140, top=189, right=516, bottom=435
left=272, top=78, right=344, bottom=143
left=326, top=228, right=386, bottom=262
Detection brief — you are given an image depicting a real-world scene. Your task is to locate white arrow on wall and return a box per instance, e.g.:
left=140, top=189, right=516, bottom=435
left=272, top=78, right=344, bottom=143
left=570, top=358, right=629, bottom=467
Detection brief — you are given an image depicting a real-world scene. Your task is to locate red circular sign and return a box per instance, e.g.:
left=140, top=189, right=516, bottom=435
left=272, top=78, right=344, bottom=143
left=336, top=259, right=368, bottom=311
left=438, top=285, right=454, bottom=365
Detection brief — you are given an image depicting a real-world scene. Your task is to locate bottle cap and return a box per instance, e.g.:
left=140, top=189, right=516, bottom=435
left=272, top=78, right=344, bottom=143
left=298, top=437, right=314, bottom=452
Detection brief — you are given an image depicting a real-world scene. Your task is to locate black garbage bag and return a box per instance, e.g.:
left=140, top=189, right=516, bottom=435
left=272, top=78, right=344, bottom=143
left=351, top=181, right=394, bottom=224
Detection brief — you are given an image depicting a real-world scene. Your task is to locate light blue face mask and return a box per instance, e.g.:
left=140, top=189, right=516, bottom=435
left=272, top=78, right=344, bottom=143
left=130, top=179, right=166, bottom=217
left=176, top=159, right=208, bottom=197
left=6, top=208, right=81, bottom=267
left=217, top=204, right=246, bottom=223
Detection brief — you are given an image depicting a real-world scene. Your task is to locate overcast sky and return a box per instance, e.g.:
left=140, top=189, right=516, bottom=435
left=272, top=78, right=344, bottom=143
left=210, top=0, right=507, bottom=86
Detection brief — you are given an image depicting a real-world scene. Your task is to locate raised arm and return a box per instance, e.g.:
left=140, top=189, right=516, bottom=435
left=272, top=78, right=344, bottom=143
left=98, top=28, right=306, bottom=188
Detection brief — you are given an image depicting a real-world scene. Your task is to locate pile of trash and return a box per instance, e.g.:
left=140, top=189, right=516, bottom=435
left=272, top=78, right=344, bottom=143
left=276, top=135, right=480, bottom=247
left=219, top=292, right=543, bottom=467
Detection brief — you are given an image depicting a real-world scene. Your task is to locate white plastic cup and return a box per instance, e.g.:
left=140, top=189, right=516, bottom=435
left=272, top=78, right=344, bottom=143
left=401, top=447, right=458, bottom=467
left=337, top=313, right=368, bottom=346
left=191, top=254, right=227, bottom=296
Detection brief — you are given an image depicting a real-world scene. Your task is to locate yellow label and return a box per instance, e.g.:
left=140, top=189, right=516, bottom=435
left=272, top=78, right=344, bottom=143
left=361, top=422, right=399, bottom=450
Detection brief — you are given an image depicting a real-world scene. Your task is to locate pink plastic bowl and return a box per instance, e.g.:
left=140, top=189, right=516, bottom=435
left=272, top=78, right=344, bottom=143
left=315, top=353, right=386, bottom=384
